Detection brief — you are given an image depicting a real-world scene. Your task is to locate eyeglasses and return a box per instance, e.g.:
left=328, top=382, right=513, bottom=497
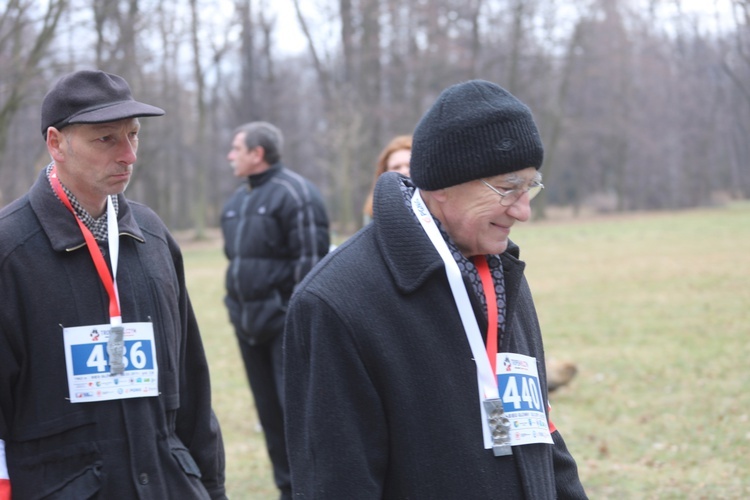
left=480, top=179, right=545, bottom=207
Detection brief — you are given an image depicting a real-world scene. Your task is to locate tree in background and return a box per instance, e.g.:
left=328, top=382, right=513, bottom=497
left=0, top=0, right=747, bottom=235
left=0, top=0, right=67, bottom=203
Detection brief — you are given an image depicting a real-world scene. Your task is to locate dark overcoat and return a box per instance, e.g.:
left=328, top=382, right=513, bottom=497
left=0, top=169, right=225, bottom=499
left=284, top=172, right=587, bottom=499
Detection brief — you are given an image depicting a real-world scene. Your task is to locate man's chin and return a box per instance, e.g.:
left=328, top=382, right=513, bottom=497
left=108, top=180, right=130, bottom=195
left=491, top=239, right=509, bottom=255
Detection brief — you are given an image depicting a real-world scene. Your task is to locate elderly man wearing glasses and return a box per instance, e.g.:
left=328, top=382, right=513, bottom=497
left=283, top=80, right=587, bottom=499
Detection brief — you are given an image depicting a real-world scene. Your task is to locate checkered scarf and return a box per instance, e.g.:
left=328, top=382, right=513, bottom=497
left=46, top=163, right=119, bottom=242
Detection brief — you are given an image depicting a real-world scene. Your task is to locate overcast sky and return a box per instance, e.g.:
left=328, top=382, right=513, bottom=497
left=267, top=0, right=735, bottom=55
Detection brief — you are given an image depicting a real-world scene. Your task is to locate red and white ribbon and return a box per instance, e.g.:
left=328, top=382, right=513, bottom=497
left=0, top=439, right=10, bottom=500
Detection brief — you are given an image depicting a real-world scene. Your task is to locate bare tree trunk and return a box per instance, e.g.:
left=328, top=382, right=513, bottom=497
left=506, top=0, right=526, bottom=94
left=189, top=0, right=207, bottom=239
left=341, top=0, right=354, bottom=83
left=236, top=0, right=256, bottom=122
left=91, top=0, right=140, bottom=79
left=93, top=0, right=115, bottom=67
left=536, top=20, right=586, bottom=219
left=0, top=0, right=67, bottom=160
left=468, top=0, right=483, bottom=79
left=154, top=0, right=180, bottom=228
left=358, top=0, right=383, bottom=175
left=258, top=8, right=277, bottom=123
left=292, top=0, right=332, bottom=106
left=720, top=0, right=750, bottom=105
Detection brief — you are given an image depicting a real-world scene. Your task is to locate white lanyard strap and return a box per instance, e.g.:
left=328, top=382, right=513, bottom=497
left=105, top=195, right=126, bottom=375
left=411, top=190, right=497, bottom=449
left=106, top=196, right=121, bottom=326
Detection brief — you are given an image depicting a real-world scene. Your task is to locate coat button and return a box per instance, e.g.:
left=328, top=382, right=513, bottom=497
left=139, top=473, right=149, bottom=485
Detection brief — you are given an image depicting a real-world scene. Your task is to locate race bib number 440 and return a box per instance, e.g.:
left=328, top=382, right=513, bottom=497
left=495, top=353, right=554, bottom=446
left=63, top=322, right=159, bottom=403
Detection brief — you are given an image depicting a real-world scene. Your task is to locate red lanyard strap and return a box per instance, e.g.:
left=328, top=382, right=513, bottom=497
left=473, top=255, right=498, bottom=375
left=49, top=166, right=121, bottom=321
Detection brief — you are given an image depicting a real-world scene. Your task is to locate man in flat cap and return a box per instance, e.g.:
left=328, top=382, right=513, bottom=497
left=283, top=80, right=587, bottom=498
left=0, top=70, right=226, bottom=499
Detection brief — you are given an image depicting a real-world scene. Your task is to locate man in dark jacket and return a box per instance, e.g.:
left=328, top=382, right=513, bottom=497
left=221, top=122, right=329, bottom=499
left=284, top=80, right=588, bottom=498
left=0, top=70, right=226, bottom=499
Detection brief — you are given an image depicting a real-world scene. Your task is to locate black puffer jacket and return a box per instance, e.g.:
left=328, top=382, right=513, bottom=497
left=221, top=163, right=329, bottom=345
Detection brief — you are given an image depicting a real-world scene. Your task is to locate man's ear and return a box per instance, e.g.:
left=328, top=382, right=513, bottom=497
left=430, top=187, right=449, bottom=202
left=46, top=127, right=66, bottom=162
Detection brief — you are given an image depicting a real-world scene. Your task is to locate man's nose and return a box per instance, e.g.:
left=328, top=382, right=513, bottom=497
left=506, top=192, right=532, bottom=221
left=118, top=137, right=138, bottom=164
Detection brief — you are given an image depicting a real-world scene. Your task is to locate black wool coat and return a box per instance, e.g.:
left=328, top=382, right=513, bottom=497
left=0, top=169, right=226, bottom=499
left=284, top=172, right=587, bottom=499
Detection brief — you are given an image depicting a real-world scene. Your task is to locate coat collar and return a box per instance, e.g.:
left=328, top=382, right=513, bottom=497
left=372, top=173, right=440, bottom=294
left=247, top=162, right=282, bottom=189
left=28, top=167, right=145, bottom=252
left=372, top=172, right=522, bottom=294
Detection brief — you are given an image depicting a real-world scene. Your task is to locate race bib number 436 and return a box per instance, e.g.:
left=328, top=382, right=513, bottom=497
left=495, top=353, right=554, bottom=446
left=63, top=322, right=159, bottom=403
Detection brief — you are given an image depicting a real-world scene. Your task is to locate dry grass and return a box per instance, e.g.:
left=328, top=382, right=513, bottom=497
left=512, top=201, right=750, bottom=499
left=183, top=246, right=277, bottom=499
left=183, top=201, right=750, bottom=499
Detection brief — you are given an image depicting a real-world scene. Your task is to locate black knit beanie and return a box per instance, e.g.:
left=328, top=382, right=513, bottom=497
left=410, top=80, right=543, bottom=190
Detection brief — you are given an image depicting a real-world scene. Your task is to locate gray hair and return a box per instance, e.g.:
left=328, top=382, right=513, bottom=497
left=502, top=170, right=542, bottom=187
left=234, top=121, right=283, bottom=164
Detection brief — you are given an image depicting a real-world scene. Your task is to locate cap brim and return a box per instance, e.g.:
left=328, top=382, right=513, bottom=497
left=66, top=100, right=165, bottom=125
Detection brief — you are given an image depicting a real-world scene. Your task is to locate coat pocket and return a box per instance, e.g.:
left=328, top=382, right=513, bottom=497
left=170, top=445, right=202, bottom=479
left=10, top=441, right=102, bottom=500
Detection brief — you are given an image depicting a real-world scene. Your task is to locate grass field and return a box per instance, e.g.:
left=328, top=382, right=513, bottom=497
left=183, top=201, right=750, bottom=499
